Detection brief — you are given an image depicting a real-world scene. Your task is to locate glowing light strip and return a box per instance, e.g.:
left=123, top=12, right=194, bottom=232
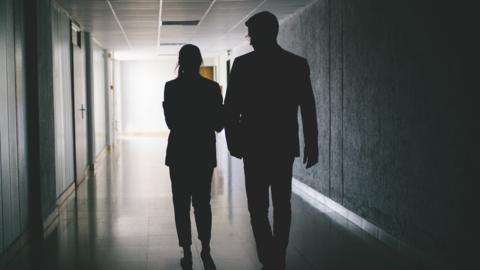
left=156, top=0, right=164, bottom=49
left=106, top=0, right=132, bottom=48
left=292, top=177, right=430, bottom=265
left=226, top=0, right=268, bottom=33
left=193, top=0, right=217, bottom=35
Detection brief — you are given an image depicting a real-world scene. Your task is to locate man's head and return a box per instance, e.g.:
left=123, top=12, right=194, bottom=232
left=245, top=11, right=279, bottom=50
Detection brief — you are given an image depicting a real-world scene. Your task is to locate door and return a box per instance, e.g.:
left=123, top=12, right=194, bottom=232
left=71, top=24, right=88, bottom=182
left=200, top=66, right=215, bottom=80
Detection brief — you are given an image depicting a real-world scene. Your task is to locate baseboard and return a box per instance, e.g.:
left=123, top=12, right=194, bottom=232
left=1, top=155, right=97, bottom=267
left=43, top=180, right=78, bottom=239
left=76, top=167, right=92, bottom=187
left=56, top=182, right=76, bottom=206
left=120, top=131, right=169, bottom=138
left=90, top=146, right=110, bottom=173
left=42, top=207, right=59, bottom=238
left=291, top=178, right=437, bottom=268
left=0, top=229, right=30, bottom=269
left=0, top=182, right=77, bottom=267
left=95, top=146, right=108, bottom=163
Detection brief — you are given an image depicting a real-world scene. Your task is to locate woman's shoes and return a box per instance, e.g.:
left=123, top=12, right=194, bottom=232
left=180, top=256, right=193, bottom=270
left=180, top=247, right=193, bottom=270
left=179, top=246, right=216, bottom=270
left=200, top=250, right=217, bottom=270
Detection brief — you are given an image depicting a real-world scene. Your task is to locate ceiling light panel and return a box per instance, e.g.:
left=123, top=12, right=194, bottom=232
left=58, top=0, right=318, bottom=52
left=197, top=0, right=264, bottom=30
left=162, top=1, right=211, bottom=22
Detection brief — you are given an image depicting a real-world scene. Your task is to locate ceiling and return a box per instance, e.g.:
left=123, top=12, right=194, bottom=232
left=57, top=0, right=316, bottom=56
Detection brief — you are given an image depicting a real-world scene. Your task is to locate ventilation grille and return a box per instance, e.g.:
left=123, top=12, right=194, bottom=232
left=162, top=20, right=199, bottom=26
left=160, top=42, right=186, bottom=46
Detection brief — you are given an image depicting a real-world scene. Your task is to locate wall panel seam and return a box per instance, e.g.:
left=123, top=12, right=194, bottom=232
left=12, top=0, right=23, bottom=232
left=327, top=0, right=332, bottom=198
left=340, top=0, right=344, bottom=204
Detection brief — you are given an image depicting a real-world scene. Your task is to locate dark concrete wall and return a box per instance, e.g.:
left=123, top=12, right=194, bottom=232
left=277, top=0, right=476, bottom=265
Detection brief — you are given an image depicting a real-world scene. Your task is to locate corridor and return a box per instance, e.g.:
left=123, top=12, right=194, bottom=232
left=0, top=0, right=476, bottom=269
left=4, top=136, right=420, bottom=270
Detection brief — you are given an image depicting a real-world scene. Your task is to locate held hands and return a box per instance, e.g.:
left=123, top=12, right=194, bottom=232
left=303, top=143, right=318, bottom=169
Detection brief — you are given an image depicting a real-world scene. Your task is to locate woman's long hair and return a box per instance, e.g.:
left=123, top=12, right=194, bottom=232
left=177, top=44, right=203, bottom=77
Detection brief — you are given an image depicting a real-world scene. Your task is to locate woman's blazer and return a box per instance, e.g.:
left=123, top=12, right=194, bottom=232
left=163, top=75, right=223, bottom=167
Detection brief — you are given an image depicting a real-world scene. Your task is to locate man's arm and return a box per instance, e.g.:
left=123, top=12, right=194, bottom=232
left=213, top=83, right=224, bottom=133
left=299, top=60, right=318, bottom=168
left=224, top=58, right=243, bottom=158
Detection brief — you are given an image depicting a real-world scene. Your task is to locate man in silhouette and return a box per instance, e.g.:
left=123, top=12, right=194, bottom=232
left=224, top=11, right=318, bottom=270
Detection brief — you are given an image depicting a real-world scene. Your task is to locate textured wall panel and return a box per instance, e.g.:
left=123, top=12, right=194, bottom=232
left=275, top=0, right=476, bottom=263
left=278, top=0, right=331, bottom=198
left=328, top=0, right=343, bottom=203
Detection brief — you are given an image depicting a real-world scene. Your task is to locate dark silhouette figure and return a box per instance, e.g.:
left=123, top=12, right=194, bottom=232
left=224, top=11, right=319, bottom=270
left=163, top=44, right=222, bottom=270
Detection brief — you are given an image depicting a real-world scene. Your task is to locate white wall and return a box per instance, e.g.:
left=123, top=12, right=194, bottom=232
left=113, top=60, right=122, bottom=145
left=93, top=43, right=107, bottom=156
left=119, top=56, right=220, bottom=135
left=120, top=59, right=177, bottom=134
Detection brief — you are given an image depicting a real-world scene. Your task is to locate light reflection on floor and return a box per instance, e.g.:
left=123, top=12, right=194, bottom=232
left=5, top=136, right=424, bottom=270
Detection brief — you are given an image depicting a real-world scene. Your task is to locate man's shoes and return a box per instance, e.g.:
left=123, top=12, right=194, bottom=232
left=200, top=250, right=217, bottom=270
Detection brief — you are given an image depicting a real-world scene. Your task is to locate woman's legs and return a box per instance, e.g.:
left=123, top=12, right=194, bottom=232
left=191, top=167, right=213, bottom=249
left=170, top=168, right=193, bottom=248
left=170, top=166, right=215, bottom=269
left=170, top=168, right=193, bottom=269
left=191, top=167, right=216, bottom=269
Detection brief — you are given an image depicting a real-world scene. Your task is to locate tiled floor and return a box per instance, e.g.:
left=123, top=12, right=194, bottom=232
left=5, top=136, right=425, bottom=270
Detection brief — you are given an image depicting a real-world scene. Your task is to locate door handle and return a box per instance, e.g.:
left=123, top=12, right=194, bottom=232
left=80, top=104, right=86, bottom=119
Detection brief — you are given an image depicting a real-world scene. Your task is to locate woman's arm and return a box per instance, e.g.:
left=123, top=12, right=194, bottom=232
left=163, top=82, right=175, bottom=130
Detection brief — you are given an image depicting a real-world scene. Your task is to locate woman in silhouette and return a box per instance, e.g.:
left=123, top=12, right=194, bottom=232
left=163, top=44, right=222, bottom=270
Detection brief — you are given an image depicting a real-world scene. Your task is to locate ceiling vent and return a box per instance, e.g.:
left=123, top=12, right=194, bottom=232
left=160, top=42, right=186, bottom=46
left=162, top=20, right=199, bottom=26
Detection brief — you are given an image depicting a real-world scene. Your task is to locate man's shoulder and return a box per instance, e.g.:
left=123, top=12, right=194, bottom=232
left=280, top=49, right=308, bottom=66
left=234, top=51, right=255, bottom=64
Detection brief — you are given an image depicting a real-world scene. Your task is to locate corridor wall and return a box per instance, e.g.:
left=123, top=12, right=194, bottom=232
left=51, top=2, right=75, bottom=197
left=35, top=0, right=77, bottom=221
left=92, top=43, right=108, bottom=157
left=0, top=0, right=29, bottom=254
left=229, top=0, right=476, bottom=265
left=1, top=0, right=113, bottom=260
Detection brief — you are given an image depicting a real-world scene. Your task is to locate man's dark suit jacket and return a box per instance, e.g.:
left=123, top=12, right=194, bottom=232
left=224, top=45, right=318, bottom=159
left=163, top=75, right=223, bottom=167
